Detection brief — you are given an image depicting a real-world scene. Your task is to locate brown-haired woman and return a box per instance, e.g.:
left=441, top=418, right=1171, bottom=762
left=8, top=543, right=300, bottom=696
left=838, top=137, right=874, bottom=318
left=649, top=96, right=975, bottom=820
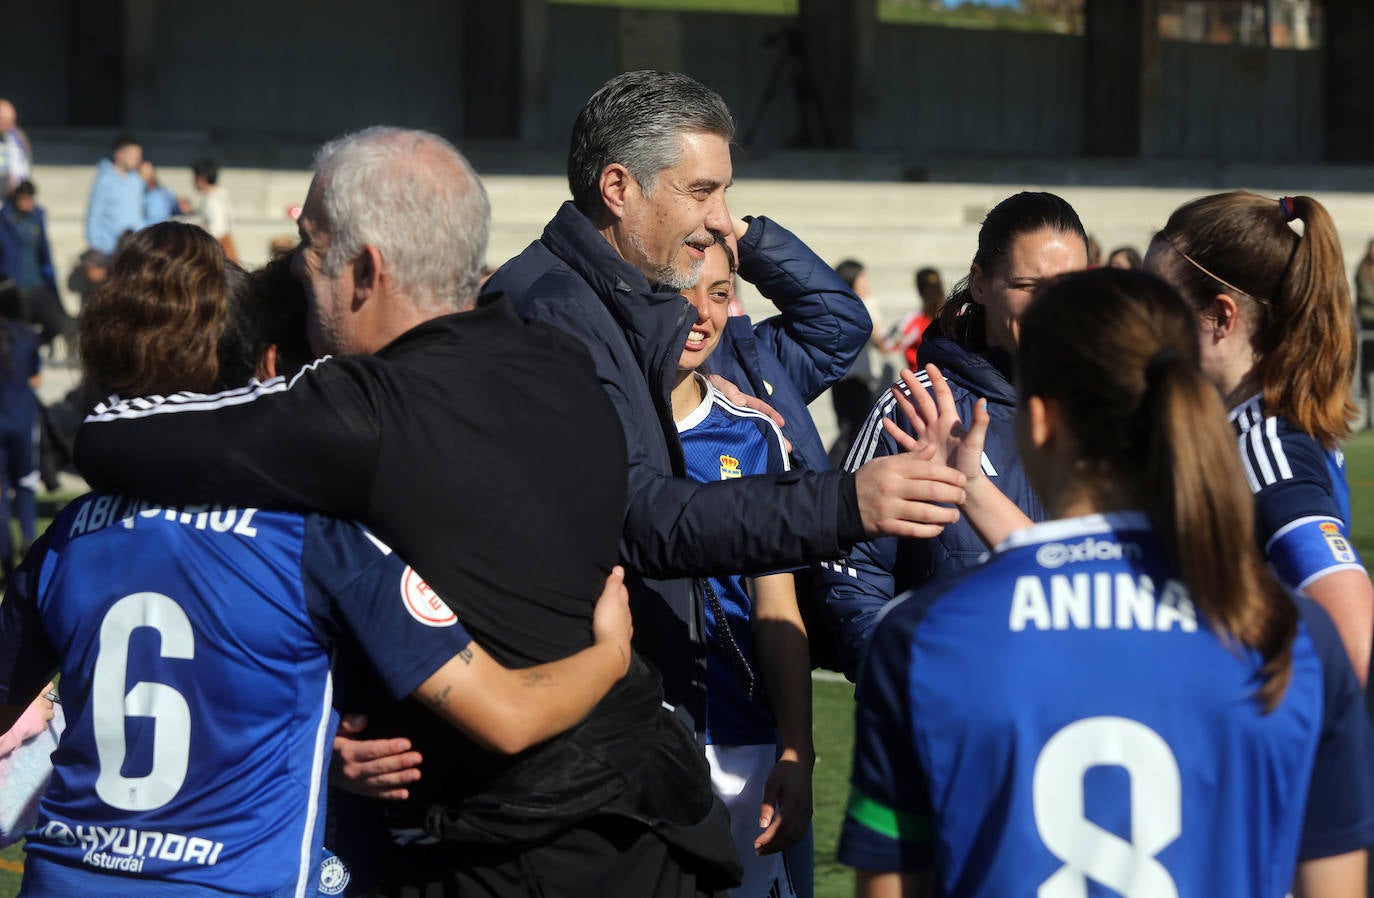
left=81, top=222, right=235, bottom=398
left=839, top=268, right=1374, bottom=898
left=1143, top=192, right=1374, bottom=685
left=3, top=221, right=635, bottom=896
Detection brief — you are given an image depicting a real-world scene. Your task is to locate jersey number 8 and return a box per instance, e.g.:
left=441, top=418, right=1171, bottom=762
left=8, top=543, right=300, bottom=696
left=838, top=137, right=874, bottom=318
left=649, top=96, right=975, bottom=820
left=93, top=592, right=194, bottom=812
left=1032, top=716, right=1181, bottom=898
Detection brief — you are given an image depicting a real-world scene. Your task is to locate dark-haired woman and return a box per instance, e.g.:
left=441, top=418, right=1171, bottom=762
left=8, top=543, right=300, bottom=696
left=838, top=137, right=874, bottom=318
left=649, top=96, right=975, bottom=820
left=1107, top=245, right=1142, bottom=270
left=840, top=268, right=1374, bottom=898
left=0, top=282, right=40, bottom=583
left=820, top=191, right=1087, bottom=677
left=1144, top=192, right=1374, bottom=684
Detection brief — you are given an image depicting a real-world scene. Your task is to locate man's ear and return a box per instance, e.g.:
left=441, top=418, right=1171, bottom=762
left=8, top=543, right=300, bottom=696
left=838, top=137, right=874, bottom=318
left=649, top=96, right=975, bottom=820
left=599, top=163, right=635, bottom=220
left=352, top=245, right=383, bottom=307
left=1026, top=395, right=1061, bottom=452
left=256, top=344, right=279, bottom=381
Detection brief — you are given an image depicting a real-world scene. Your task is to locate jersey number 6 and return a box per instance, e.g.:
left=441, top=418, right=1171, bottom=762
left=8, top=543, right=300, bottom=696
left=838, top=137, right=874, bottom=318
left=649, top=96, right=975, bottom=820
left=93, top=592, right=195, bottom=812
left=1032, top=716, right=1181, bottom=898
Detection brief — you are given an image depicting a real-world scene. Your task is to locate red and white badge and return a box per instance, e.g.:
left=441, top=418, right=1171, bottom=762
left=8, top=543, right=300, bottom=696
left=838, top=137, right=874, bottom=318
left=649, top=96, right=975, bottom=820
left=400, top=567, right=457, bottom=627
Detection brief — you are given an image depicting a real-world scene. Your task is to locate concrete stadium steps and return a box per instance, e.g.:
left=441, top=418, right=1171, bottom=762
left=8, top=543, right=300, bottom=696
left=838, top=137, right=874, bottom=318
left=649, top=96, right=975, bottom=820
left=28, top=161, right=1374, bottom=340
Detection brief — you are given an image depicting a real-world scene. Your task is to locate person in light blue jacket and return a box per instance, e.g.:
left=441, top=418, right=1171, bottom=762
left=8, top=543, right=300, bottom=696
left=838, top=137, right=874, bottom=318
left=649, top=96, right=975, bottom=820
left=84, top=135, right=145, bottom=254
left=139, top=160, right=180, bottom=224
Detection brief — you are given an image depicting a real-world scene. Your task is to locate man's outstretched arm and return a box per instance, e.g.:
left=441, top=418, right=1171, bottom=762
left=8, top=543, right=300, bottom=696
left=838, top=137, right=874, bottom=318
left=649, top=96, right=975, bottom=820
left=74, top=358, right=381, bottom=516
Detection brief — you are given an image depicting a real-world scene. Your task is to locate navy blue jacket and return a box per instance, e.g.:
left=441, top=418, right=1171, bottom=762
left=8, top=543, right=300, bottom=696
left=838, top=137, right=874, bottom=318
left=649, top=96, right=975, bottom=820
left=487, top=202, right=865, bottom=728
left=0, top=202, right=56, bottom=292
left=709, top=215, right=870, bottom=474
left=818, top=333, right=1045, bottom=679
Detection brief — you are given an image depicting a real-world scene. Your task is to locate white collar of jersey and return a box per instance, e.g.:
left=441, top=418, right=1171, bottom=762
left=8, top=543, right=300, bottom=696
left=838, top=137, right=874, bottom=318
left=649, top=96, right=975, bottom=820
left=995, top=511, right=1151, bottom=554
left=675, top=373, right=718, bottom=432
left=1227, top=392, right=1264, bottom=427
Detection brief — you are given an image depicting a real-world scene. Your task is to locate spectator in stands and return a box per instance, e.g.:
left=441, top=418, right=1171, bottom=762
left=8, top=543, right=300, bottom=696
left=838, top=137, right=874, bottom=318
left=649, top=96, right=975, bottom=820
left=268, top=234, right=297, bottom=260
left=887, top=267, right=944, bottom=370
left=66, top=250, right=110, bottom=313
left=1087, top=233, right=1103, bottom=267
left=189, top=158, right=236, bottom=261
left=84, top=134, right=144, bottom=255
left=1354, top=238, right=1374, bottom=331
left=0, top=182, right=55, bottom=302
left=139, top=161, right=179, bottom=224
left=1107, top=245, right=1143, bottom=269
left=0, top=181, right=71, bottom=356
left=827, top=258, right=885, bottom=466
left=1355, top=239, right=1374, bottom=407
left=0, top=101, right=31, bottom=195
left=0, top=280, right=40, bottom=582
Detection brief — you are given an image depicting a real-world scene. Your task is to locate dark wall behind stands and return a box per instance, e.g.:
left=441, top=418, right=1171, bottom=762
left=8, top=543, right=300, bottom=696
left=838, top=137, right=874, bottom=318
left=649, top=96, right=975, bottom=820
left=0, top=0, right=1354, bottom=169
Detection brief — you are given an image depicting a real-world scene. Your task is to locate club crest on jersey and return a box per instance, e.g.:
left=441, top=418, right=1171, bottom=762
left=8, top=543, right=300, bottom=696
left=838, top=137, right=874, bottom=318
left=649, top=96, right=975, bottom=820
left=319, top=853, right=351, bottom=895
left=1320, top=522, right=1357, bottom=564
left=401, top=567, right=457, bottom=627
left=719, top=455, right=742, bottom=480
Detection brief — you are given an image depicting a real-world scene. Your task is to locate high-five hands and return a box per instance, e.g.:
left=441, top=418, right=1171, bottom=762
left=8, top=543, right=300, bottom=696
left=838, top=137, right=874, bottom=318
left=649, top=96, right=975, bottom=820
left=877, top=364, right=1032, bottom=547
left=853, top=373, right=969, bottom=539
left=882, top=365, right=990, bottom=482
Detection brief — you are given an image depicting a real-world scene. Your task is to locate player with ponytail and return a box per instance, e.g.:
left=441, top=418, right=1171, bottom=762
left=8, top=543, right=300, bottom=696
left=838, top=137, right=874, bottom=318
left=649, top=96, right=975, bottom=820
left=1145, top=191, right=1372, bottom=684
left=839, top=269, right=1374, bottom=898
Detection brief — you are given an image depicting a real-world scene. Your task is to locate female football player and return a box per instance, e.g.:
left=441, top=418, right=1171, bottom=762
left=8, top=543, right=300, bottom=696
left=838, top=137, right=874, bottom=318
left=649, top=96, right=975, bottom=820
left=674, top=237, right=812, bottom=898
left=840, top=268, right=1374, bottom=898
left=1145, top=192, right=1373, bottom=683
left=821, top=191, right=1088, bottom=678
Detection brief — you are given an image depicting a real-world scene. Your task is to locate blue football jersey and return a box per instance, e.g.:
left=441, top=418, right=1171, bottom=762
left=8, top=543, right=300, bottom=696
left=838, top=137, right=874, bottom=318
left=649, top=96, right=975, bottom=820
left=0, top=494, right=473, bottom=897
left=677, top=376, right=790, bottom=746
left=1231, top=395, right=1365, bottom=590
left=839, top=512, right=1374, bottom=897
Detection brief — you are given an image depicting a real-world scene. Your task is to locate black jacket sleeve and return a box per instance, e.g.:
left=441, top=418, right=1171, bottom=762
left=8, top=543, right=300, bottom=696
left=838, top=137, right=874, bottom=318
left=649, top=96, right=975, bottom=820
left=73, top=359, right=382, bottom=517
left=524, top=294, right=865, bottom=579
left=625, top=457, right=863, bottom=579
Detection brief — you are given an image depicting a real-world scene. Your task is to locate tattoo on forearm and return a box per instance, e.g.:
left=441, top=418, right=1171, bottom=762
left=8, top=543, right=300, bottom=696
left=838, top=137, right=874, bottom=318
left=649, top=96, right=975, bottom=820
left=458, top=647, right=473, bottom=665
left=520, top=670, right=551, bottom=688
left=425, top=684, right=453, bottom=711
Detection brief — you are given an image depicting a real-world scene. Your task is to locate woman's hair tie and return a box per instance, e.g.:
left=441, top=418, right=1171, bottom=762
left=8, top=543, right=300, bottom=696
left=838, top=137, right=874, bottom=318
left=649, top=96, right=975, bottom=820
left=1145, top=346, right=1182, bottom=386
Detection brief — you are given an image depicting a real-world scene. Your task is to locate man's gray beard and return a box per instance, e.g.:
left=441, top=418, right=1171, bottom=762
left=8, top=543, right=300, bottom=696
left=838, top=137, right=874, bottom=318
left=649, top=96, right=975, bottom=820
left=629, top=232, right=704, bottom=291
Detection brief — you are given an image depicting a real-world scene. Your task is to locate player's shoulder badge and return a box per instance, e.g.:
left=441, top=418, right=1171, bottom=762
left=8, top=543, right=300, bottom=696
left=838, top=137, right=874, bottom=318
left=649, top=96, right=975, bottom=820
left=1319, top=521, right=1357, bottom=564
left=719, top=454, right=741, bottom=480
left=401, top=566, right=458, bottom=627
left=318, top=852, right=351, bottom=895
